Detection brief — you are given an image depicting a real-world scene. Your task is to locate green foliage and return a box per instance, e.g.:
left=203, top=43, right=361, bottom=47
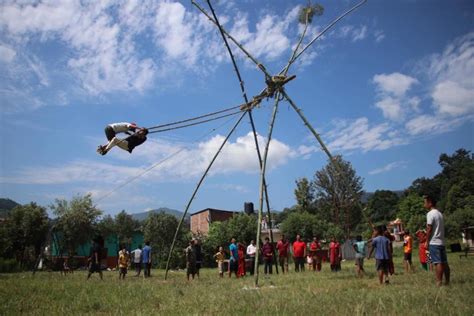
left=445, top=196, right=474, bottom=239
left=114, top=210, right=140, bottom=246
left=51, top=194, right=102, bottom=257
left=280, top=212, right=343, bottom=242
left=396, top=193, right=425, bottom=233
left=366, top=190, right=399, bottom=223
left=142, top=212, right=189, bottom=269
left=1, top=202, right=49, bottom=266
left=294, top=177, right=315, bottom=213
left=298, top=3, right=324, bottom=24
left=202, top=213, right=258, bottom=266
left=313, top=155, right=363, bottom=236
left=0, top=258, right=20, bottom=273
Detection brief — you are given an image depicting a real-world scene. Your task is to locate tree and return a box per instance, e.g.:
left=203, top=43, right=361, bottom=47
left=2, top=203, right=49, bottom=266
left=280, top=212, right=343, bottom=242
left=313, top=155, right=364, bottom=236
left=96, top=214, right=115, bottom=239
left=114, top=210, right=140, bottom=246
left=294, top=177, right=315, bottom=213
left=51, top=194, right=102, bottom=257
left=396, top=193, right=425, bottom=233
left=143, top=212, right=189, bottom=269
left=366, top=190, right=400, bottom=223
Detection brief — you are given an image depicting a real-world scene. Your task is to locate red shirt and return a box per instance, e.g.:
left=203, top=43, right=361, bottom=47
left=293, top=241, right=306, bottom=258
left=310, top=241, right=320, bottom=253
left=277, top=240, right=289, bottom=257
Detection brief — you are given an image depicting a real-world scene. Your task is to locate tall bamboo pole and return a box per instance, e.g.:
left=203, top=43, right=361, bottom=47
left=164, top=111, right=247, bottom=280
left=254, top=92, right=281, bottom=287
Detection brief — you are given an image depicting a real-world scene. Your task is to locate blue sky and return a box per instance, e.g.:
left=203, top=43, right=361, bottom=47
left=0, top=0, right=473, bottom=216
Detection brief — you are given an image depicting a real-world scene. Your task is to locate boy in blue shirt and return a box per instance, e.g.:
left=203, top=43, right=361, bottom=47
left=142, top=241, right=152, bottom=278
left=368, top=226, right=391, bottom=284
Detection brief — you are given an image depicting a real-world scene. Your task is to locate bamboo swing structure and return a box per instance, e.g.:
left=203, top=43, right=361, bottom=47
left=164, top=0, right=368, bottom=286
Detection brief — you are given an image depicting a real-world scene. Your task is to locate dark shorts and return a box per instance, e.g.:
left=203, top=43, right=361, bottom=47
left=187, top=262, right=196, bottom=275
left=429, top=245, right=448, bottom=264
left=196, top=262, right=201, bottom=270
left=375, top=259, right=390, bottom=272
left=89, top=262, right=101, bottom=273
left=229, top=260, right=238, bottom=272
left=105, top=126, right=116, bottom=141
left=119, top=267, right=127, bottom=274
left=404, top=253, right=412, bottom=262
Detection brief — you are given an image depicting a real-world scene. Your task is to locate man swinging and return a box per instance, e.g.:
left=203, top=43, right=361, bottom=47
left=97, top=122, right=148, bottom=155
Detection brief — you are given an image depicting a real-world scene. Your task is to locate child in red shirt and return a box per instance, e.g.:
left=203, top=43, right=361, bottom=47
left=415, top=230, right=428, bottom=271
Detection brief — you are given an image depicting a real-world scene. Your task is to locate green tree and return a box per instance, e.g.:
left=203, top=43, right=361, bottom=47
left=298, top=3, right=324, bottom=24
left=2, top=203, right=49, bottom=266
left=396, top=193, right=425, bottom=233
left=114, top=210, right=140, bottom=246
left=294, top=177, right=315, bottom=213
left=51, top=194, right=102, bottom=257
left=96, top=214, right=115, bottom=239
left=280, top=212, right=343, bottom=242
left=366, top=190, right=400, bottom=223
left=143, top=212, right=189, bottom=268
left=313, top=155, right=364, bottom=236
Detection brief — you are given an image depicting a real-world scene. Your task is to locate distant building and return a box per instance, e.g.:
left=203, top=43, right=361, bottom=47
left=190, top=208, right=236, bottom=235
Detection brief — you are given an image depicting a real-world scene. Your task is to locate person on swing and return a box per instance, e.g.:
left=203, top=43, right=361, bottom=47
left=97, top=122, right=148, bottom=155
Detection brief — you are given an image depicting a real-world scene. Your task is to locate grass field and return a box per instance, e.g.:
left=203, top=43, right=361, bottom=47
left=1, top=254, right=473, bottom=315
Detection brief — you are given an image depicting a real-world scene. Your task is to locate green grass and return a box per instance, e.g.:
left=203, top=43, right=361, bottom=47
left=1, top=254, right=473, bottom=315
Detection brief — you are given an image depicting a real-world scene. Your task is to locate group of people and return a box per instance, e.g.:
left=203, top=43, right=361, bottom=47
left=86, top=240, right=152, bottom=280
left=362, top=195, right=450, bottom=286
left=86, top=195, right=450, bottom=287
left=207, top=195, right=450, bottom=287
left=209, top=234, right=343, bottom=279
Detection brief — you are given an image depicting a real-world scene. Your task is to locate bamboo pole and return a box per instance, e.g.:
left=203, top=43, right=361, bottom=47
left=204, top=0, right=279, bottom=274
left=254, top=92, right=281, bottom=287
left=164, top=111, right=247, bottom=280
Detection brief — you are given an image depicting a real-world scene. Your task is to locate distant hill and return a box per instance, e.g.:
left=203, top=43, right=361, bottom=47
left=0, top=198, right=20, bottom=218
left=130, top=207, right=188, bottom=222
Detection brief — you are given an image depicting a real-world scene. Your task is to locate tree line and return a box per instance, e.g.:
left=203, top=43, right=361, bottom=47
left=0, top=148, right=472, bottom=271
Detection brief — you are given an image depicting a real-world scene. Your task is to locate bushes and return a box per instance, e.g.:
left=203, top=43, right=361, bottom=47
left=0, top=258, right=20, bottom=273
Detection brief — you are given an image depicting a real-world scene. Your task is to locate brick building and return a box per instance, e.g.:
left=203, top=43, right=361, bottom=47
left=190, top=208, right=236, bottom=235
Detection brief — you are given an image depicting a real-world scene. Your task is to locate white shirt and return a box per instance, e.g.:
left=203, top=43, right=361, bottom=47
left=247, top=244, right=256, bottom=257
left=132, top=248, right=142, bottom=263
left=427, top=208, right=445, bottom=246
left=109, top=122, right=135, bottom=133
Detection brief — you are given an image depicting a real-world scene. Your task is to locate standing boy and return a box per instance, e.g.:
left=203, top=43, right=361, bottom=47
left=214, top=246, right=225, bottom=278
left=276, top=235, right=290, bottom=274
left=118, top=245, right=129, bottom=280
left=293, top=234, right=306, bottom=272
left=424, top=195, right=450, bottom=286
left=368, top=226, right=391, bottom=284
left=142, top=241, right=152, bottom=278
left=403, top=230, right=413, bottom=273
left=353, top=235, right=367, bottom=278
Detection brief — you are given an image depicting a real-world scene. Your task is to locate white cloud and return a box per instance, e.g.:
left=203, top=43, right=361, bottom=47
left=338, top=25, right=368, bottom=42
left=373, top=73, right=418, bottom=97
left=368, top=161, right=406, bottom=175
left=425, top=32, right=474, bottom=117
left=324, top=117, right=406, bottom=153
left=404, top=113, right=471, bottom=136
left=0, top=44, right=16, bottom=63
left=375, top=96, right=403, bottom=121
left=0, top=132, right=296, bottom=185
left=374, top=30, right=385, bottom=43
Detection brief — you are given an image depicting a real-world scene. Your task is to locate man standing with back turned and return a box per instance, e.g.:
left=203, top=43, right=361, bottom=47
left=424, top=195, right=450, bottom=286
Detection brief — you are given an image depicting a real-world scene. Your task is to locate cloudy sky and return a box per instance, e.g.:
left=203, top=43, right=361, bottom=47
left=0, top=0, right=473, bottom=216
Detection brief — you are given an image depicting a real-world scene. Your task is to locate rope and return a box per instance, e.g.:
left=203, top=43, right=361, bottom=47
left=147, top=104, right=241, bottom=131
left=148, top=110, right=241, bottom=134
left=94, top=114, right=240, bottom=204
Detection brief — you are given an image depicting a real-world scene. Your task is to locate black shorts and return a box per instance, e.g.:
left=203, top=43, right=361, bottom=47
left=376, top=259, right=389, bottom=272
left=404, top=253, right=412, bottom=262
left=229, top=260, right=238, bottom=272
left=89, top=262, right=101, bottom=273
left=105, top=126, right=116, bottom=141
left=119, top=267, right=127, bottom=274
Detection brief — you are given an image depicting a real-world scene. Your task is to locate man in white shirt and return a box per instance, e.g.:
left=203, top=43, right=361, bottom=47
left=97, top=122, right=148, bottom=155
left=246, top=240, right=257, bottom=275
left=131, top=245, right=143, bottom=277
left=424, top=195, right=450, bottom=286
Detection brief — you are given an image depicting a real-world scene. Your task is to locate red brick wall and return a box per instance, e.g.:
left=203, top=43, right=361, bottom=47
left=191, top=210, right=210, bottom=235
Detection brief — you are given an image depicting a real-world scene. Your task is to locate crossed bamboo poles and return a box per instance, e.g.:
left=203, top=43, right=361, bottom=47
left=165, top=0, right=368, bottom=286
